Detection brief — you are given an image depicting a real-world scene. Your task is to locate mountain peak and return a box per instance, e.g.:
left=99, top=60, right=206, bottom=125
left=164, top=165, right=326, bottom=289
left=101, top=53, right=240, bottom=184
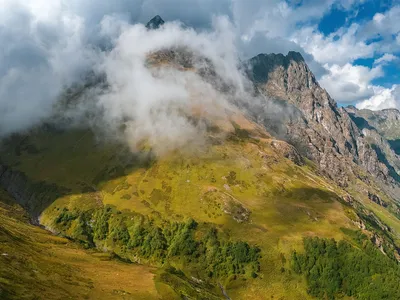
left=246, top=51, right=311, bottom=86
left=287, top=51, right=305, bottom=63
left=146, top=15, right=165, bottom=30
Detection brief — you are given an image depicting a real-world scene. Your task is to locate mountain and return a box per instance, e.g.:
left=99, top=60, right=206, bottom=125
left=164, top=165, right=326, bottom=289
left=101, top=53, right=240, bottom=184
left=346, top=106, right=400, bottom=140
left=146, top=15, right=165, bottom=30
left=346, top=106, right=400, bottom=155
left=1, top=16, right=400, bottom=300
left=247, top=52, right=400, bottom=200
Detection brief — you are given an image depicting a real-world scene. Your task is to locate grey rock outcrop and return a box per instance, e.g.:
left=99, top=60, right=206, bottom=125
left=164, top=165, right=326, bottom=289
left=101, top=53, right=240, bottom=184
left=346, top=106, right=400, bottom=141
left=246, top=52, right=400, bottom=199
left=146, top=15, right=165, bottom=30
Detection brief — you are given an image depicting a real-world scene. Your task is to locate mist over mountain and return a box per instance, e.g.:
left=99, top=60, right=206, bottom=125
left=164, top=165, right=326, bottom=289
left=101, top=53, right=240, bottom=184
left=0, top=0, right=336, bottom=138
left=1, top=5, right=400, bottom=300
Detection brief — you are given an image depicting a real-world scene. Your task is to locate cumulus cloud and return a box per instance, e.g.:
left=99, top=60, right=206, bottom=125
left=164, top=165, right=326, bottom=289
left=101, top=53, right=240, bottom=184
left=319, top=63, right=383, bottom=103
left=289, top=4, right=400, bottom=107
left=88, top=17, right=251, bottom=155
left=357, top=85, right=400, bottom=111
left=291, top=24, right=375, bottom=66
left=0, top=0, right=97, bottom=136
left=357, top=5, right=400, bottom=53
left=374, top=53, right=398, bottom=65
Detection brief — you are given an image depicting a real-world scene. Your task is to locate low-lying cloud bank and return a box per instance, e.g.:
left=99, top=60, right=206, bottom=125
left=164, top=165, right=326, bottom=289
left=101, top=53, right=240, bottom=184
left=89, top=16, right=251, bottom=155
left=1, top=0, right=399, bottom=142
left=1, top=0, right=276, bottom=154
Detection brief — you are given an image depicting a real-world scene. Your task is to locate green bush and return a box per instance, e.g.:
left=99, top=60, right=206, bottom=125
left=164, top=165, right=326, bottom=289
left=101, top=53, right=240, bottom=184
left=55, top=208, right=77, bottom=226
left=52, top=206, right=260, bottom=280
left=292, top=236, right=400, bottom=299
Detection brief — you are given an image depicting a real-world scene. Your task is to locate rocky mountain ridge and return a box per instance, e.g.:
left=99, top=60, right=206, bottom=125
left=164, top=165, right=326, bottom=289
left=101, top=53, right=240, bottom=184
left=346, top=106, right=400, bottom=140
left=246, top=52, right=400, bottom=201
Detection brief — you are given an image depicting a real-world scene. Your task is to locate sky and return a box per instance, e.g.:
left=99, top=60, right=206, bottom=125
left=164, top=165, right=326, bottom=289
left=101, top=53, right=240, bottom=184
left=0, top=0, right=400, bottom=137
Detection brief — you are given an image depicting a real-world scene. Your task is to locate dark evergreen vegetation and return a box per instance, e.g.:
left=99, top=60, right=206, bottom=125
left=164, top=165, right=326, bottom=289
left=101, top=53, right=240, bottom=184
left=53, top=205, right=261, bottom=280
left=292, top=233, right=400, bottom=300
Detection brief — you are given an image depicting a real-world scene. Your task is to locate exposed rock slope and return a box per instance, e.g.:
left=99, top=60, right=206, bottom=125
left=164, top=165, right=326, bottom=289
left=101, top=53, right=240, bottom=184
left=247, top=52, right=400, bottom=200
left=346, top=106, right=400, bottom=141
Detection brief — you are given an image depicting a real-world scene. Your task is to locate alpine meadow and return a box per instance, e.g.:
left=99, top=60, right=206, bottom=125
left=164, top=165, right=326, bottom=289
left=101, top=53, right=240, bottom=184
left=1, top=1, right=400, bottom=299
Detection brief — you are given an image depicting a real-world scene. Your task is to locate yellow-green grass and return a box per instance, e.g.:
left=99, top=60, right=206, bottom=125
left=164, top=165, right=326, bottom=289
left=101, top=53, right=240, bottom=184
left=0, top=189, right=161, bottom=300
left=345, top=178, right=400, bottom=246
left=0, top=126, right=378, bottom=299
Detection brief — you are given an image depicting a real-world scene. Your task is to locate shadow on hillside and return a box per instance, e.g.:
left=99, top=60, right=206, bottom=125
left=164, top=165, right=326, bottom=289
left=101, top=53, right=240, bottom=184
left=280, top=187, right=340, bottom=203
left=0, top=128, right=156, bottom=219
left=371, top=144, right=400, bottom=182
left=388, top=139, right=400, bottom=156
left=267, top=186, right=344, bottom=227
left=347, top=113, right=376, bottom=131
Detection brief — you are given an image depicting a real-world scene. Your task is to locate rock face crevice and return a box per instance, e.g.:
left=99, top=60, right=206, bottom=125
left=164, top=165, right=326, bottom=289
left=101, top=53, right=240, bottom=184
left=247, top=52, right=400, bottom=199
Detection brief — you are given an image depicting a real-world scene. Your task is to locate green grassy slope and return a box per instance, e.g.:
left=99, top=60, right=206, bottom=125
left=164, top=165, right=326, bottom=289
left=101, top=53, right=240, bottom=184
left=1, top=116, right=400, bottom=299
left=0, top=122, right=353, bottom=298
left=0, top=188, right=162, bottom=300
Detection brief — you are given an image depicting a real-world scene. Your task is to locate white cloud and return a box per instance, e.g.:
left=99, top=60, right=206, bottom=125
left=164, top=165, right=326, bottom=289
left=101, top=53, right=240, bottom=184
left=0, top=0, right=97, bottom=136
left=289, top=4, right=400, bottom=108
left=0, top=0, right=399, bottom=139
left=319, top=63, right=383, bottom=103
left=357, top=85, right=400, bottom=110
left=291, top=24, right=375, bottom=66
left=373, top=12, right=385, bottom=24
left=94, top=18, right=241, bottom=154
left=0, top=0, right=340, bottom=137
left=357, top=5, right=400, bottom=53
left=374, top=53, right=398, bottom=65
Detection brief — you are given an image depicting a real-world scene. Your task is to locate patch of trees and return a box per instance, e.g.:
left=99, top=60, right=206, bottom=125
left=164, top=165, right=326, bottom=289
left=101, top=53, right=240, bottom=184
left=53, top=205, right=260, bottom=280
left=292, top=234, right=400, bottom=299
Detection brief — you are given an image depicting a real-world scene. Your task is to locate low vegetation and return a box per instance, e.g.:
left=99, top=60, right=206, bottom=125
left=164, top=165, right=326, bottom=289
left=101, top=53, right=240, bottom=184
left=0, top=190, right=160, bottom=300
left=3, top=127, right=400, bottom=298
left=52, top=205, right=261, bottom=281
left=292, top=233, right=400, bottom=299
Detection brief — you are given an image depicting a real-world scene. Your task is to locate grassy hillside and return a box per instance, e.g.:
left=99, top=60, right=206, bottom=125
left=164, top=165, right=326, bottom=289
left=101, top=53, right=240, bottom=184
left=1, top=117, right=400, bottom=299
left=0, top=187, right=234, bottom=300
left=0, top=188, right=161, bottom=300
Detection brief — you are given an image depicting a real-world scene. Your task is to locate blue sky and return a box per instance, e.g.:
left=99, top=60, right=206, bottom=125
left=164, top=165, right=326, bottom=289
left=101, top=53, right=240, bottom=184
left=317, top=0, right=400, bottom=105
left=280, top=0, right=400, bottom=109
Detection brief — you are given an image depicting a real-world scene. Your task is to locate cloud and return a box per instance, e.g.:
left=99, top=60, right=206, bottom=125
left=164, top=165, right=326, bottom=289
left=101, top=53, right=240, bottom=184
left=319, top=63, right=383, bottom=103
left=0, top=0, right=97, bottom=136
left=291, top=24, right=376, bottom=66
left=288, top=4, right=400, bottom=107
left=86, top=16, right=252, bottom=155
left=357, top=5, right=400, bottom=53
left=0, top=0, right=336, bottom=139
left=374, top=53, right=398, bottom=65
left=0, top=0, right=398, bottom=142
left=356, top=85, right=400, bottom=110
left=370, top=6, right=400, bottom=36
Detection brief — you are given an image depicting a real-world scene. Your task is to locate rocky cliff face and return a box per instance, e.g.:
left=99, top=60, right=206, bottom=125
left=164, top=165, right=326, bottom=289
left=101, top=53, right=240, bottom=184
left=246, top=52, right=400, bottom=200
left=346, top=106, right=400, bottom=141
